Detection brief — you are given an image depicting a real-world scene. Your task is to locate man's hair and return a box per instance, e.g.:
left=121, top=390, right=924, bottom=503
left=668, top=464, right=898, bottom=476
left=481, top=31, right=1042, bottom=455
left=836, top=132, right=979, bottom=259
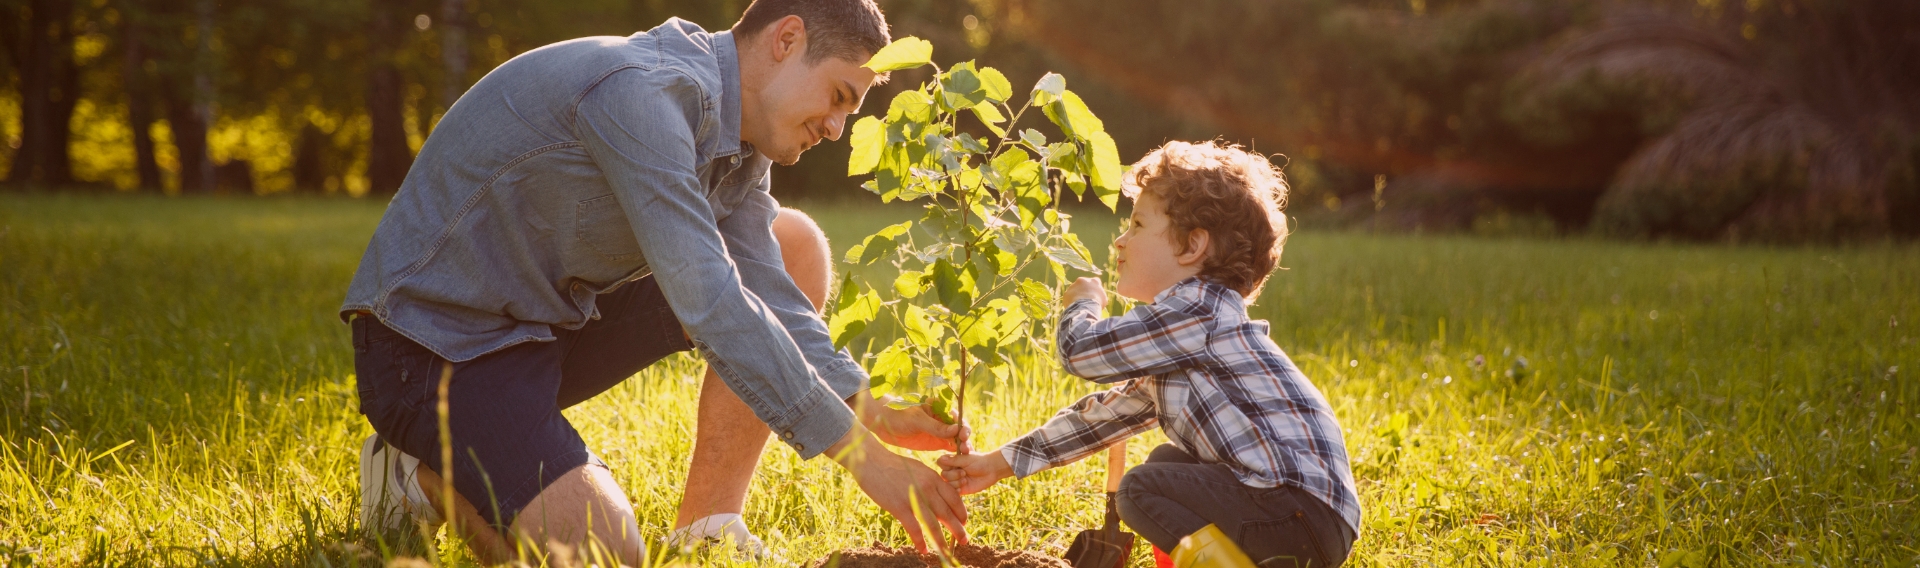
left=1123, top=140, right=1290, bottom=302
left=733, top=0, right=891, bottom=64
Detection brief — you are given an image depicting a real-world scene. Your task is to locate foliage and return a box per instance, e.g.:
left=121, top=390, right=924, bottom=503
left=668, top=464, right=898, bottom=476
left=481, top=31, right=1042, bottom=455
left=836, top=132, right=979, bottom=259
left=826, top=38, right=1122, bottom=425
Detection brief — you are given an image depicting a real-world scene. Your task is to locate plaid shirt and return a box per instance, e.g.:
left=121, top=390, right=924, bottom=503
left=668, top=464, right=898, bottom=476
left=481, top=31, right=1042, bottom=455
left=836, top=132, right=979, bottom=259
left=1002, top=277, right=1362, bottom=533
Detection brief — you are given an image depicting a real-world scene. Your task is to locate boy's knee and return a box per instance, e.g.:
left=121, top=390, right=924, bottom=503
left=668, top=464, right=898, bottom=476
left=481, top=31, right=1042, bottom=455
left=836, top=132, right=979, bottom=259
left=772, top=208, right=832, bottom=310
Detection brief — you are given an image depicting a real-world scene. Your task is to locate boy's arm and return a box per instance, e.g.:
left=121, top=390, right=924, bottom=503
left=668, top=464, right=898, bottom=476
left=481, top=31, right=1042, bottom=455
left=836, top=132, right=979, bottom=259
left=999, top=379, right=1160, bottom=479
left=1056, top=293, right=1211, bottom=382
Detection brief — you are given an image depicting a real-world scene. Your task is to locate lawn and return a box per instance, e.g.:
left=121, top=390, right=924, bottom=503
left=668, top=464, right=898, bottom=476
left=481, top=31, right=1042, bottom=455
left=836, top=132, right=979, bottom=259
left=1, top=193, right=1915, bottom=566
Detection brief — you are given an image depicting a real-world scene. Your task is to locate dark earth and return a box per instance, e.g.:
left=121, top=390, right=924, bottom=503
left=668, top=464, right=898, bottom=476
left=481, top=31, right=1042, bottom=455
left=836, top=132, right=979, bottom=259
left=808, top=543, right=1072, bottom=568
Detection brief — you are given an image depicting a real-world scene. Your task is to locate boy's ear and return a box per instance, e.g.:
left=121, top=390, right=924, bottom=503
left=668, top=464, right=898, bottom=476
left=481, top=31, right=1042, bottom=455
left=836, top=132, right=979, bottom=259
left=1177, top=229, right=1211, bottom=267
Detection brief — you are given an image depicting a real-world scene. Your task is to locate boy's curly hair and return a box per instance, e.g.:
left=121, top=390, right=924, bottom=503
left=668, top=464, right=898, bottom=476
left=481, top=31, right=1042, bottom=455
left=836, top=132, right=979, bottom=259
left=1122, top=140, right=1289, bottom=302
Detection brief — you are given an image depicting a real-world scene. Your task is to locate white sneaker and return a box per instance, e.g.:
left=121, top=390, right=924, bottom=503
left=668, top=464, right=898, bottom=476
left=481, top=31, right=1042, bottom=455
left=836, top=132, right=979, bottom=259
left=358, top=434, right=445, bottom=531
left=665, top=513, right=770, bottom=560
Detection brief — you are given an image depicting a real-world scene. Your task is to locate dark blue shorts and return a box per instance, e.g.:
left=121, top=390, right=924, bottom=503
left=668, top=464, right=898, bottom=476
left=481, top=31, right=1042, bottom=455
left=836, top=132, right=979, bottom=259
left=351, top=276, right=692, bottom=530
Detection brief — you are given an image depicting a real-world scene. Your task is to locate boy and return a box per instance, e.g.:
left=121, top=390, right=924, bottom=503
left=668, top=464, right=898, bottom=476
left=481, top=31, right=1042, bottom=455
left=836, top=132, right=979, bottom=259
left=938, top=141, right=1359, bottom=567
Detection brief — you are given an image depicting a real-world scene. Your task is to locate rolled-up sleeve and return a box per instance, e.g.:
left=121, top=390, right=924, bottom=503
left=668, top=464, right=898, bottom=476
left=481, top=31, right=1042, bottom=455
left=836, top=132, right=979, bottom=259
left=574, top=67, right=852, bottom=458
left=716, top=186, right=872, bottom=400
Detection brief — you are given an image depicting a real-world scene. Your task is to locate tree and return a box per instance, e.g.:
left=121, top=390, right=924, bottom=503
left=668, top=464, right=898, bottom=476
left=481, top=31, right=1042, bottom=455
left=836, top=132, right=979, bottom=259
left=4, top=0, right=80, bottom=188
left=366, top=0, right=415, bottom=194
left=827, top=38, right=1122, bottom=429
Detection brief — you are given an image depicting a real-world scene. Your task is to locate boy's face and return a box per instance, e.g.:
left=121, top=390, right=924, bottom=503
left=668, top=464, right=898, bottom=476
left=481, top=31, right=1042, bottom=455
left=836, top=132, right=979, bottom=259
left=1113, top=192, right=1204, bottom=302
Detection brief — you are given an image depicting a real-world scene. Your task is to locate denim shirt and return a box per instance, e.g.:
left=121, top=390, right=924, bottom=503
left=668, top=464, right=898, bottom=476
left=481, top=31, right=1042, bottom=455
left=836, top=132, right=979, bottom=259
left=341, top=19, right=861, bottom=459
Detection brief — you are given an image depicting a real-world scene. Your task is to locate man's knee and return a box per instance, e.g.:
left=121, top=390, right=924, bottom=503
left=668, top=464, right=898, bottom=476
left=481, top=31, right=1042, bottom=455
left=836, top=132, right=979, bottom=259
left=772, top=208, right=832, bottom=310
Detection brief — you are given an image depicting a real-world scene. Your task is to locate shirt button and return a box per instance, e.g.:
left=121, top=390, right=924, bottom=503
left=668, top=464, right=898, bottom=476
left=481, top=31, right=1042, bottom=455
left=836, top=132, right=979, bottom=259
left=794, top=443, right=805, bottom=452
left=782, top=430, right=795, bottom=439
left=731, top=155, right=740, bottom=164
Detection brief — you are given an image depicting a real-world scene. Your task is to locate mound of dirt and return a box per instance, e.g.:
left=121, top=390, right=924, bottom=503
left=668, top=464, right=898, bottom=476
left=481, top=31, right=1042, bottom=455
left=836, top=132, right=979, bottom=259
left=808, top=543, right=1071, bottom=568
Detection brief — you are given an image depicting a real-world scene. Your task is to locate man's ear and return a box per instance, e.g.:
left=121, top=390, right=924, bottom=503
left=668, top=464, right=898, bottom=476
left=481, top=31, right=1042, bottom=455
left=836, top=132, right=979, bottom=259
left=766, top=15, right=808, bottom=63
left=1178, top=229, right=1211, bottom=267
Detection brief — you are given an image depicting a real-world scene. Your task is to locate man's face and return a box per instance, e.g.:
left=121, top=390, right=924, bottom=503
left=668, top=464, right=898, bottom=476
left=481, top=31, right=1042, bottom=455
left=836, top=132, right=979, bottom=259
left=748, top=51, right=877, bottom=165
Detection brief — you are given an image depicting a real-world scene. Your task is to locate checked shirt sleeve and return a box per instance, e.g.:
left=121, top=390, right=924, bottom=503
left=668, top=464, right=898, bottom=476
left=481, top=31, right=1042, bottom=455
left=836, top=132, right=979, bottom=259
left=1001, top=380, right=1161, bottom=478
left=1055, top=294, right=1212, bottom=383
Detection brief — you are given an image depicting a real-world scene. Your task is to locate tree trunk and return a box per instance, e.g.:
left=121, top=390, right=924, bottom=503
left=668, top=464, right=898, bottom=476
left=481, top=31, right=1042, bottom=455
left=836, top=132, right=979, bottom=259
left=123, top=6, right=162, bottom=192
left=440, top=0, right=469, bottom=111
left=166, top=0, right=216, bottom=194
left=162, top=73, right=212, bottom=194
left=5, top=0, right=76, bottom=188
left=292, top=121, right=327, bottom=193
left=366, top=3, right=413, bottom=194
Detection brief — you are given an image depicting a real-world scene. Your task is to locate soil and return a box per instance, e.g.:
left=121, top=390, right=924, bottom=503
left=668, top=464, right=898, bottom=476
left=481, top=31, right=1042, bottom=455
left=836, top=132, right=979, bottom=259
left=808, top=543, right=1071, bottom=568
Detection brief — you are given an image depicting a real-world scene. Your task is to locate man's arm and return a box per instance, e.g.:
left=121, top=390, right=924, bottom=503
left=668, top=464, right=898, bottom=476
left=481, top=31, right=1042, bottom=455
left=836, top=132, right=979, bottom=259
left=574, top=68, right=851, bottom=459
left=715, top=186, right=868, bottom=399
left=717, top=186, right=968, bottom=452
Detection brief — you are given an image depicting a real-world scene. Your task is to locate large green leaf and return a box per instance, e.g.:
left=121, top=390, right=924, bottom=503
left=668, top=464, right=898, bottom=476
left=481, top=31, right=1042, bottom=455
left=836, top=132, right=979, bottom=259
left=828, top=281, right=881, bottom=348
left=868, top=339, right=912, bottom=395
left=930, top=259, right=974, bottom=313
left=1017, top=279, right=1054, bottom=320
left=978, top=67, right=1013, bottom=103
left=862, top=37, right=933, bottom=73
left=939, top=63, right=987, bottom=111
left=903, top=304, right=941, bottom=345
left=1086, top=131, right=1124, bottom=210
left=893, top=269, right=925, bottom=298
left=886, top=90, right=935, bottom=126
left=1043, top=90, right=1104, bottom=140
left=847, top=116, right=885, bottom=176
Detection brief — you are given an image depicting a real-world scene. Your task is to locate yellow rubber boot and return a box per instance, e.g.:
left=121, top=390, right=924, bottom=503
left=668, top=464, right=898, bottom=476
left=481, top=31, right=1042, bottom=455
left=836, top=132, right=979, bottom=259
left=1169, top=524, right=1256, bottom=568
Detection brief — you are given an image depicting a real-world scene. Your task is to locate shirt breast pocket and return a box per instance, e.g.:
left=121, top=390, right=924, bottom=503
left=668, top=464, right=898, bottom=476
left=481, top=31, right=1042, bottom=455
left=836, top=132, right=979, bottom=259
left=575, top=194, right=643, bottom=261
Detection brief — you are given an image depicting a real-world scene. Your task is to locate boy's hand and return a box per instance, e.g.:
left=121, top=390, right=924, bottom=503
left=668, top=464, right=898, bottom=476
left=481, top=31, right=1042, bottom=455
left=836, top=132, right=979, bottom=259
left=1063, top=277, right=1107, bottom=308
left=936, top=449, right=1014, bottom=495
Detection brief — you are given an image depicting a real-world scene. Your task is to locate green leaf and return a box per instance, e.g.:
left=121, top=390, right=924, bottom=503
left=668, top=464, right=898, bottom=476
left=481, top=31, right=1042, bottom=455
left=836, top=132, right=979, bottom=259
left=885, top=90, right=935, bottom=125
left=828, top=281, right=881, bottom=348
left=855, top=221, right=911, bottom=265
left=863, top=37, right=933, bottom=73
left=1045, top=239, right=1099, bottom=274
left=1065, top=233, right=1099, bottom=274
left=1031, top=72, right=1065, bottom=107
left=847, top=116, right=885, bottom=176
left=1042, top=90, right=1104, bottom=140
left=869, top=339, right=912, bottom=391
left=930, top=259, right=974, bottom=313
left=956, top=311, right=999, bottom=349
left=978, top=67, right=1013, bottom=103
left=903, top=304, right=941, bottom=345
left=938, top=63, right=987, bottom=110
left=985, top=148, right=1030, bottom=190
left=893, top=269, right=925, bottom=298
left=1017, top=279, right=1054, bottom=320
left=1020, top=128, right=1048, bottom=150
left=972, top=105, right=1007, bottom=138
left=1086, top=131, right=1123, bottom=210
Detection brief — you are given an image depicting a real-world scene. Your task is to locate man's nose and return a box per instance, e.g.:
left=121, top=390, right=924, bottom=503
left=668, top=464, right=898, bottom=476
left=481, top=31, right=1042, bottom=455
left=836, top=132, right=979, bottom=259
left=824, top=114, right=845, bottom=141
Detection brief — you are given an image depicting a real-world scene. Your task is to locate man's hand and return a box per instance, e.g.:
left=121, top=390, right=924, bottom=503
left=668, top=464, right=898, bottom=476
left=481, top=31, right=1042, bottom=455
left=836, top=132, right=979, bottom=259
left=936, top=448, right=1014, bottom=495
left=827, top=423, right=969, bottom=554
left=1063, top=277, right=1107, bottom=308
left=851, top=393, right=972, bottom=453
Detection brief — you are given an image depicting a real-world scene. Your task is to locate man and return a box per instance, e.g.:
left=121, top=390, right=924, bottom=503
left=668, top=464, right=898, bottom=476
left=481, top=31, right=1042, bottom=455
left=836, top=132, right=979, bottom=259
left=341, top=0, right=967, bottom=563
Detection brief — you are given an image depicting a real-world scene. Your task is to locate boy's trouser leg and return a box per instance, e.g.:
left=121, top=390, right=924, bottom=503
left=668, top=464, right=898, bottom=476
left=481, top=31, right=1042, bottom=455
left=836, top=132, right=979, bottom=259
left=1115, top=444, right=1356, bottom=568
left=675, top=208, right=834, bottom=531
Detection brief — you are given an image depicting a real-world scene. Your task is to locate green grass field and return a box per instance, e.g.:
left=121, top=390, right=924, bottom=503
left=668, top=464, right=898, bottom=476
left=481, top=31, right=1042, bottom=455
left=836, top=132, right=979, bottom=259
left=2, top=193, right=1916, bottom=566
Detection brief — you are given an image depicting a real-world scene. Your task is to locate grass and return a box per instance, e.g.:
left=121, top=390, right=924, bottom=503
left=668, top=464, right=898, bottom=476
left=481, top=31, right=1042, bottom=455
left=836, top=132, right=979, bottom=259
left=1, top=192, right=1915, bottom=566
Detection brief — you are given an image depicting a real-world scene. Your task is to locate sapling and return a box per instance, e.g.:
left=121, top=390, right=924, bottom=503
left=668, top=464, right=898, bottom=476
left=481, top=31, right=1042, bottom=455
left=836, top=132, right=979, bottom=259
left=827, top=37, right=1124, bottom=444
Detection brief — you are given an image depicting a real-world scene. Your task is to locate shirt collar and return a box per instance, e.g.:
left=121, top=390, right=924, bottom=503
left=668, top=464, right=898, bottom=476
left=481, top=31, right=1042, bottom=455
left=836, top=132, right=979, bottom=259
left=714, top=30, right=749, bottom=159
